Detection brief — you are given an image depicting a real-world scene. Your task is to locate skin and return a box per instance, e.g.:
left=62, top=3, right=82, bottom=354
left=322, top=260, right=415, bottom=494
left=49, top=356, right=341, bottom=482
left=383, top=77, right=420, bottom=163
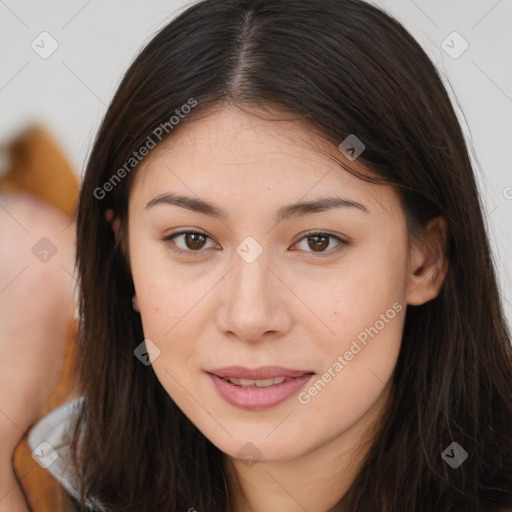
left=0, top=193, right=76, bottom=512
left=121, top=102, right=448, bottom=512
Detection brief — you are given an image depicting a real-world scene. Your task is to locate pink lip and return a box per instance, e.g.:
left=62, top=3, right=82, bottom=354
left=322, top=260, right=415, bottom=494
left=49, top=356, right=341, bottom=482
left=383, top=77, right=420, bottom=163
left=206, top=367, right=315, bottom=411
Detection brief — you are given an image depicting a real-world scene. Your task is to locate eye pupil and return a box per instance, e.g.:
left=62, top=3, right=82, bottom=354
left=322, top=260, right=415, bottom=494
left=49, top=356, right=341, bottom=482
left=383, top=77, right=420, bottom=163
left=308, top=235, right=329, bottom=252
left=186, top=233, right=206, bottom=250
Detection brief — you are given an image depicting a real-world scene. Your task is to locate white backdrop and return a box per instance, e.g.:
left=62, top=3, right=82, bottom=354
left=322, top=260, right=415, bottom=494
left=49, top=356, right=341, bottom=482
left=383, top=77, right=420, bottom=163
left=0, top=0, right=511, bottom=326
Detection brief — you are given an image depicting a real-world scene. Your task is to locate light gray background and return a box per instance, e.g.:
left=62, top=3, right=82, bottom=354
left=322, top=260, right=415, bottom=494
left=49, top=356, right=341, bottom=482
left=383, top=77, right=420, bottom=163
left=0, top=0, right=511, bottom=325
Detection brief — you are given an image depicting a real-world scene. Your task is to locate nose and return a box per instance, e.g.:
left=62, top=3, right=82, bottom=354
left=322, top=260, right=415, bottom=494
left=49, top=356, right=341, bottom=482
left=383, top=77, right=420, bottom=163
left=215, top=248, right=293, bottom=344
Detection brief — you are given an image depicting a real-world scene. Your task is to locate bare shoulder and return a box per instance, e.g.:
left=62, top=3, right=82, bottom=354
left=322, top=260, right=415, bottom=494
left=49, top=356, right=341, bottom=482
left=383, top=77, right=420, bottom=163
left=0, top=191, right=75, bottom=238
left=0, top=191, right=76, bottom=282
left=0, top=191, right=77, bottom=447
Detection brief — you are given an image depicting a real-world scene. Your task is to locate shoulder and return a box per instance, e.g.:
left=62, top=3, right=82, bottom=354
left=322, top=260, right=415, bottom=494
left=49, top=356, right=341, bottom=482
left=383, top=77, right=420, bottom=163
left=27, top=396, right=84, bottom=485
left=28, top=397, right=106, bottom=512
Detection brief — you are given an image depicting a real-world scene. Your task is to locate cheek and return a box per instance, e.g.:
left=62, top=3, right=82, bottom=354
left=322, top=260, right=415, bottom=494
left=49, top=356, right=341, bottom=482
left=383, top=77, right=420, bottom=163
left=135, top=276, right=203, bottom=406
left=136, top=278, right=200, bottom=354
left=298, top=302, right=404, bottom=443
left=130, top=237, right=201, bottom=337
left=129, top=253, right=199, bottom=376
left=291, top=249, right=407, bottom=347
left=294, top=244, right=407, bottom=404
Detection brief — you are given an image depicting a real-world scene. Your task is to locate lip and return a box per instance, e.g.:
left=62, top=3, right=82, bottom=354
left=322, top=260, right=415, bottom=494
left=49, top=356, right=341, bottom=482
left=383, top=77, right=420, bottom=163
left=207, top=366, right=312, bottom=380
left=206, top=367, right=315, bottom=411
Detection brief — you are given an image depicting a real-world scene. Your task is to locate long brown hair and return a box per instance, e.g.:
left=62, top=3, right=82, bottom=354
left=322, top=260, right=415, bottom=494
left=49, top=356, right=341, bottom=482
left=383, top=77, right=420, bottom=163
left=70, top=0, right=512, bottom=510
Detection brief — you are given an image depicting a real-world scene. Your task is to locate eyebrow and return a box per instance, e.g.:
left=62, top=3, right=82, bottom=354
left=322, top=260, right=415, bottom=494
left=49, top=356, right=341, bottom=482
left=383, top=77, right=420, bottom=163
left=145, top=192, right=369, bottom=221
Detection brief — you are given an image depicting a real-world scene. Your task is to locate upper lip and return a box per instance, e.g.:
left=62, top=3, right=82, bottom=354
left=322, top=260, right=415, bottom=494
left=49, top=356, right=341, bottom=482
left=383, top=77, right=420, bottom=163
left=207, top=366, right=314, bottom=380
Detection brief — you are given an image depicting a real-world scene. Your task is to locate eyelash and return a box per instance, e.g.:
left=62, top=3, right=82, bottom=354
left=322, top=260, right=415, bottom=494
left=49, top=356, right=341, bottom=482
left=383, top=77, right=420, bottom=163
left=161, top=230, right=349, bottom=257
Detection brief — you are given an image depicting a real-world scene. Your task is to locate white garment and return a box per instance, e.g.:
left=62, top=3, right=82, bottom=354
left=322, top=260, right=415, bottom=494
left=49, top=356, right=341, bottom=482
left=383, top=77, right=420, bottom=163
left=27, top=397, right=106, bottom=511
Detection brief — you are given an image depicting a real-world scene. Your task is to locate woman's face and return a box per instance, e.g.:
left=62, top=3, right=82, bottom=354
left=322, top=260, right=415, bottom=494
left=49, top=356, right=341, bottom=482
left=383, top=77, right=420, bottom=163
left=127, top=103, right=413, bottom=464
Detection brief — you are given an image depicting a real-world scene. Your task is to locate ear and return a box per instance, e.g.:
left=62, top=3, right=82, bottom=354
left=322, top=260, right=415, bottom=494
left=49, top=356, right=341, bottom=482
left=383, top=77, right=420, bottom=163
left=105, top=208, right=132, bottom=271
left=132, top=293, right=140, bottom=312
left=105, top=209, right=120, bottom=241
left=406, top=216, right=449, bottom=306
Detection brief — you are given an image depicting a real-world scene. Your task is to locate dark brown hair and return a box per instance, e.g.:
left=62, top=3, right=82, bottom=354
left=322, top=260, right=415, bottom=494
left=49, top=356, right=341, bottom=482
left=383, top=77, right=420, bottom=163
left=70, top=0, right=512, bottom=510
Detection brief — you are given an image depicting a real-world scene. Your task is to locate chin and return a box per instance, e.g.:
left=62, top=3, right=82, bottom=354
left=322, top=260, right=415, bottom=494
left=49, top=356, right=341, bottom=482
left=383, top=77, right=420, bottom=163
left=210, top=433, right=307, bottom=465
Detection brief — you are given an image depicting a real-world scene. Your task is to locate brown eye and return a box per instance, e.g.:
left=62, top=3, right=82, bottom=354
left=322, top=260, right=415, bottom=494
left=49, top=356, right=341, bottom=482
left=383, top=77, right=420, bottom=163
left=163, top=230, right=348, bottom=257
left=294, top=231, right=348, bottom=255
left=163, top=231, right=215, bottom=255
left=183, top=232, right=207, bottom=250
left=307, top=234, right=330, bottom=252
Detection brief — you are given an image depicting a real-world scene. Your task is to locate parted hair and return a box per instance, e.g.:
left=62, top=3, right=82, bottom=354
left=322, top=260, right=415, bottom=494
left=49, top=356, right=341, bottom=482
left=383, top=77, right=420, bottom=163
left=70, top=0, right=512, bottom=510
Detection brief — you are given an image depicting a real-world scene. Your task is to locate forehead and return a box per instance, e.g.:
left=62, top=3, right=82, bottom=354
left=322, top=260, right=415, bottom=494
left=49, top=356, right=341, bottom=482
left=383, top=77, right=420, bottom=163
left=129, top=104, right=400, bottom=219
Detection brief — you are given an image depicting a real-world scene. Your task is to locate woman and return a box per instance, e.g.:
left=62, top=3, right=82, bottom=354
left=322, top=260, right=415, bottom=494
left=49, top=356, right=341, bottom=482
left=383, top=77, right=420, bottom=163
left=15, top=0, right=512, bottom=510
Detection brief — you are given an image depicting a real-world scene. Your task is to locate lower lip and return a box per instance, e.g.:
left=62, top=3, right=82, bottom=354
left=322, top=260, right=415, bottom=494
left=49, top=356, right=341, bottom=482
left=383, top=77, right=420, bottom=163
left=207, top=372, right=315, bottom=411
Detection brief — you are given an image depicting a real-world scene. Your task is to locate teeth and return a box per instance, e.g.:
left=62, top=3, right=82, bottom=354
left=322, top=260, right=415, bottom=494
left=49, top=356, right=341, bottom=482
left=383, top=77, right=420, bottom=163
left=223, top=376, right=289, bottom=388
